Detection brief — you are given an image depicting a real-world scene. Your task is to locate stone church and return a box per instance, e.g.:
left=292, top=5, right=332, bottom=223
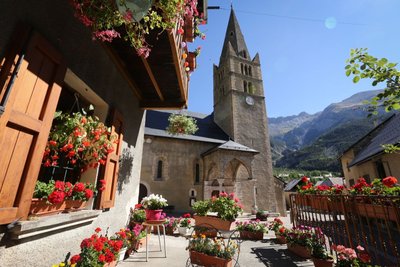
left=140, top=8, right=285, bottom=215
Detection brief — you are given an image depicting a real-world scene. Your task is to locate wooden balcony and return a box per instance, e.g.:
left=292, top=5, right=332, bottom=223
left=290, top=194, right=400, bottom=266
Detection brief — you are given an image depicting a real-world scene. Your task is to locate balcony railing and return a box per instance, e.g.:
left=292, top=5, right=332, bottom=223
left=290, top=194, right=400, bottom=266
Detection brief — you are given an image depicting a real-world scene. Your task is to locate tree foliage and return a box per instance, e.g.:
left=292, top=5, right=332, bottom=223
left=346, top=48, right=400, bottom=115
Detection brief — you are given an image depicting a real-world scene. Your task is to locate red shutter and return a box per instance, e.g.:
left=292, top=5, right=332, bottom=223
left=0, top=26, right=66, bottom=224
left=97, top=109, right=124, bottom=209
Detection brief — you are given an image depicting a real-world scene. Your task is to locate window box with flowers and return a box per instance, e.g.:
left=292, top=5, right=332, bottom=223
left=332, top=244, right=372, bottom=267
left=235, top=220, right=267, bottom=240
left=140, top=193, right=168, bottom=221
left=187, top=234, right=237, bottom=267
left=192, top=192, right=243, bottom=231
left=285, top=225, right=315, bottom=258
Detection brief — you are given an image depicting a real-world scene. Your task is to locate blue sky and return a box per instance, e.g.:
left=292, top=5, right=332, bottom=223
left=187, top=0, right=400, bottom=118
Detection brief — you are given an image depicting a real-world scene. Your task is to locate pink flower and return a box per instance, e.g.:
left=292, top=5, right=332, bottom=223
left=123, top=10, right=133, bottom=22
left=356, top=245, right=365, bottom=251
left=137, top=46, right=151, bottom=58
left=93, top=29, right=121, bottom=42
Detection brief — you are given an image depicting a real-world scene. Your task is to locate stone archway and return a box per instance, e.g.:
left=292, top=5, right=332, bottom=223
left=138, top=183, right=148, bottom=203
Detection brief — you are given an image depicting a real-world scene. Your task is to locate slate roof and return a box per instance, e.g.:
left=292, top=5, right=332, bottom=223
left=202, top=140, right=258, bottom=156
left=284, top=178, right=301, bottom=191
left=349, top=113, right=400, bottom=167
left=145, top=110, right=229, bottom=144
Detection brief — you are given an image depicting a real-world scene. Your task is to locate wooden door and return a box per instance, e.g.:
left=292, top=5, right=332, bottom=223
left=97, top=109, right=124, bottom=209
left=0, top=27, right=66, bottom=224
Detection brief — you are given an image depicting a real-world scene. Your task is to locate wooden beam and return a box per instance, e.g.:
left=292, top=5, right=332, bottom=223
left=140, top=56, right=164, bottom=101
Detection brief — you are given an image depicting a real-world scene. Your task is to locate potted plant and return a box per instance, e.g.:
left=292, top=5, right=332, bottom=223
left=164, top=216, right=178, bottom=235
left=166, top=113, right=198, bottom=135
left=332, top=244, right=372, bottom=267
left=30, top=180, right=97, bottom=216
left=256, top=210, right=269, bottom=221
left=275, top=226, right=288, bottom=244
left=193, top=192, right=243, bottom=231
left=177, top=213, right=192, bottom=236
left=69, top=227, right=121, bottom=267
left=187, top=234, right=236, bottom=267
left=111, top=228, right=131, bottom=262
left=129, top=204, right=146, bottom=227
left=235, top=220, right=267, bottom=240
left=268, top=217, right=283, bottom=234
left=127, top=224, right=147, bottom=255
left=140, top=193, right=168, bottom=221
left=310, top=228, right=334, bottom=267
left=285, top=225, right=314, bottom=258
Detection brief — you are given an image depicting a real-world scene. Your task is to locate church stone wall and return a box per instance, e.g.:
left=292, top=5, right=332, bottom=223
left=141, top=136, right=215, bottom=212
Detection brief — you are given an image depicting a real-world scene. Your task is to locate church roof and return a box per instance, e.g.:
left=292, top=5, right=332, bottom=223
left=145, top=110, right=229, bottom=143
left=202, top=140, right=259, bottom=156
left=220, top=7, right=250, bottom=59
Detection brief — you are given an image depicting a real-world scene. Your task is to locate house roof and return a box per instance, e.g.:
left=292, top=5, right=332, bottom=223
left=145, top=110, right=229, bottom=144
left=327, top=177, right=344, bottom=186
left=349, top=113, right=400, bottom=167
left=284, top=178, right=301, bottom=191
left=202, top=140, right=259, bottom=156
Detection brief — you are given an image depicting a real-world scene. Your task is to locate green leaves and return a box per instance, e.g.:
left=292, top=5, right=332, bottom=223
left=353, top=76, right=360, bottom=83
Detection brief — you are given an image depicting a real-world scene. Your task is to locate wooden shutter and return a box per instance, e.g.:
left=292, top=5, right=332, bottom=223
left=97, top=109, right=124, bottom=209
left=0, top=26, right=66, bottom=224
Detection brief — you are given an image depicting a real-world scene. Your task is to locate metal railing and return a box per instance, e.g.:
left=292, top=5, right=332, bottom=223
left=290, top=194, right=400, bottom=266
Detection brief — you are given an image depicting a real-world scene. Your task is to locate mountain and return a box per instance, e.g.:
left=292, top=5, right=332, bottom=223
left=269, top=90, right=388, bottom=172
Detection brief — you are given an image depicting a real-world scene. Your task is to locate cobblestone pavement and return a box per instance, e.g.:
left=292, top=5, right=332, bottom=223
left=119, top=215, right=314, bottom=267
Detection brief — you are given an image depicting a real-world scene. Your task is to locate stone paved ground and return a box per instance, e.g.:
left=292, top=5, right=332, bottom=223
left=119, top=215, right=314, bottom=267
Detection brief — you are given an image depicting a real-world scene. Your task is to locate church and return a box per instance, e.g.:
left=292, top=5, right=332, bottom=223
left=140, top=8, right=285, bottom=215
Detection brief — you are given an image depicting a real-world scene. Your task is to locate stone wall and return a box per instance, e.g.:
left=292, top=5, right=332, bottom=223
left=0, top=1, right=144, bottom=266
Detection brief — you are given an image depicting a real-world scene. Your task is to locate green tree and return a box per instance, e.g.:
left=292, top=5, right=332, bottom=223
left=346, top=48, right=400, bottom=152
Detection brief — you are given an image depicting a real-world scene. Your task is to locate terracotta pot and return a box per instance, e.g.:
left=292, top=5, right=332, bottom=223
left=29, top=198, right=66, bottom=216
left=131, top=236, right=146, bottom=251
left=354, top=203, right=398, bottom=221
left=64, top=200, right=87, bottom=212
left=239, top=230, right=264, bottom=240
left=145, top=209, right=163, bottom=221
left=312, top=257, right=334, bottom=267
left=165, top=226, right=175, bottom=235
left=103, top=260, right=117, bottom=267
left=190, top=250, right=232, bottom=267
left=184, top=16, right=194, bottom=42
left=194, top=215, right=235, bottom=231
left=287, top=243, right=312, bottom=258
left=275, top=233, right=287, bottom=244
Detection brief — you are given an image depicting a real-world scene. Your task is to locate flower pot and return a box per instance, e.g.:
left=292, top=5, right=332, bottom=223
left=239, top=230, right=264, bottom=240
left=184, top=16, right=194, bottom=42
left=103, top=260, right=117, bottom=267
left=190, top=250, right=232, bottom=267
left=187, top=52, right=196, bottom=71
left=118, top=247, right=128, bottom=262
left=287, top=243, right=312, bottom=258
left=29, top=198, right=66, bottom=216
left=145, top=209, right=163, bottom=221
left=195, top=228, right=218, bottom=238
left=275, top=233, right=287, bottom=244
left=178, top=226, right=189, bottom=236
left=312, top=257, right=334, bottom=267
left=165, top=226, right=175, bottom=235
left=131, top=236, right=146, bottom=251
left=354, top=203, right=398, bottom=221
left=64, top=200, right=87, bottom=212
left=194, top=215, right=235, bottom=231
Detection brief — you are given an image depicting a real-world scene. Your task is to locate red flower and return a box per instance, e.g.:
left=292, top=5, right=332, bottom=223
left=301, top=176, right=309, bottom=183
left=84, top=189, right=94, bottom=199
left=183, top=213, right=191, bottom=218
left=104, top=249, right=115, bottom=263
left=95, top=227, right=102, bottom=233
left=82, top=140, right=91, bottom=147
left=80, top=238, right=91, bottom=248
left=81, top=117, right=87, bottom=124
left=70, top=254, right=80, bottom=264
left=279, top=227, right=286, bottom=233
left=93, top=240, right=104, bottom=251
left=49, top=140, right=57, bottom=146
left=98, top=254, right=106, bottom=263
left=67, top=150, right=76, bottom=158
left=135, top=203, right=142, bottom=209
left=74, top=182, right=85, bottom=192
left=54, top=180, right=65, bottom=191
left=382, top=176, right=397, bottom=187
left=43, top=159, right=51, bottom=167
left=178, top=28, right=184, bottom=34
left=48, top=191, right=65, bottom=204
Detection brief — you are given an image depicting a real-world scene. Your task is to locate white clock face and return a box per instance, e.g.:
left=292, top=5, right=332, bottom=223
left=246, top=96, right=254, bottom=106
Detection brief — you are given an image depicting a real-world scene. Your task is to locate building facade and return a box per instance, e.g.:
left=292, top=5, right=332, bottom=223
left=0, top=1, right=203, bottom=266
left=141, top=9, right=283, bottom=215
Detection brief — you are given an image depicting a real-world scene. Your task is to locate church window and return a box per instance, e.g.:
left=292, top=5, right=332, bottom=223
left=195, top=163, right=200, bottom=183
left=243, top=81, right=248, bottom=93
left=244, top=65, right=248, bottom=75
left=240, top=63, right=244, bottom=74
left=249, top=66, right=252, bottom=76
left=242, top=51, right=247, bottom=59
left=156, top=160, right=163, bottom=179
left=248, top=82, right=254, bottom=94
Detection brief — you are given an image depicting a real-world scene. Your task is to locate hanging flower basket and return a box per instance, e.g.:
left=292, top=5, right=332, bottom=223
left=166, top=113, right=198, bottom=135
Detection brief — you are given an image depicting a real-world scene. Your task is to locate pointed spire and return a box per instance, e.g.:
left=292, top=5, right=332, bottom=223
left=220, top=7, right=250, bottom=60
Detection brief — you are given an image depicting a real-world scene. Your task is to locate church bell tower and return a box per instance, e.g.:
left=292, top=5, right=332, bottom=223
left=213, top=8, right=278, bottom=213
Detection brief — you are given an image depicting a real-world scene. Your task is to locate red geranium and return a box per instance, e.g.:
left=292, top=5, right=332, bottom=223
left=301, top=176, right=309, bottom=183
left=95, top=227, right=102, bottom=233
left=98, top=254, right=105, bottom=263
left=54, top=180, right=65, bottom=191
left=74, top=182, right=85, bottom=192
left=48, top=191, right=65, bottom=204
left=70, top=254, right=80, bottom=264
left=382, top=176, right=397, bottom=187
left=85, top=189, right=94, bottom=199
